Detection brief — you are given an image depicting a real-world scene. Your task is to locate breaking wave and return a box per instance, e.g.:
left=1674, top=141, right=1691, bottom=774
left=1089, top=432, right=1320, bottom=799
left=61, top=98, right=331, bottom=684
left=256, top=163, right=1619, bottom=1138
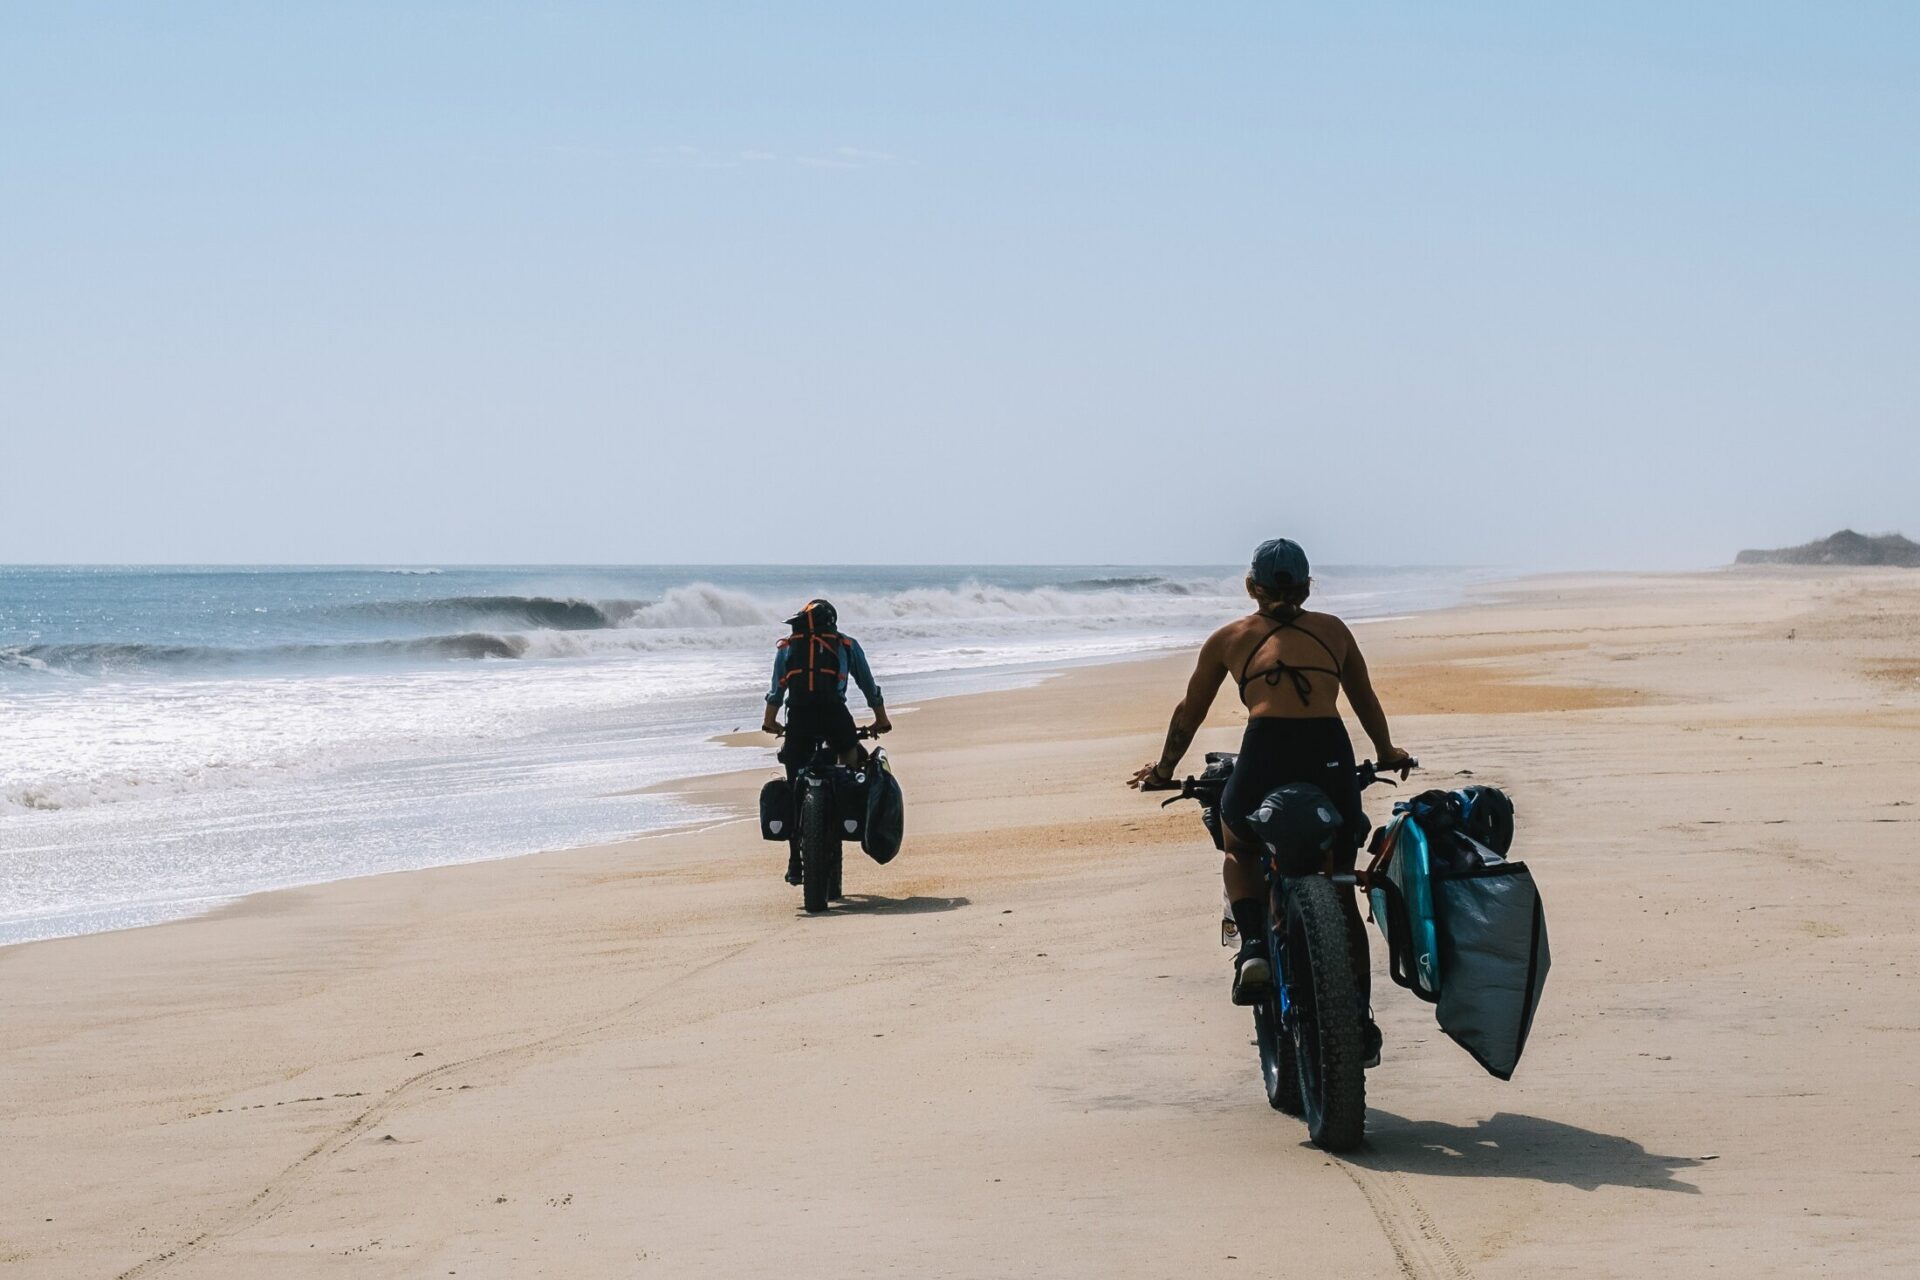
left=2, top=578, right=1246, bottom=677
left=3, top=633, right=531, bottom=675
left=325, top=595, right=648, bottom=631
left=1059, top=575, right=1223, bottom=595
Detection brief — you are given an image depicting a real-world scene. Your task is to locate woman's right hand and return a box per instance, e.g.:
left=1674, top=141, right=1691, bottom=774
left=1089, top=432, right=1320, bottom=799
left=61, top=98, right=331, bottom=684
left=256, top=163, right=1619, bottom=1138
left=1129, top=762, right=1179, bottom=792
left=1376, top=745, right=1413, bottom=777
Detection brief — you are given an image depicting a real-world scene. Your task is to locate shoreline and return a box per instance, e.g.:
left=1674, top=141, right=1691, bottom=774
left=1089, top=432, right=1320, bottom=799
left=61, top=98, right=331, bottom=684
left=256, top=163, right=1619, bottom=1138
left=5, top=566, right=1917, bottom=1277
left=0, top=575, right=1496, bottom=951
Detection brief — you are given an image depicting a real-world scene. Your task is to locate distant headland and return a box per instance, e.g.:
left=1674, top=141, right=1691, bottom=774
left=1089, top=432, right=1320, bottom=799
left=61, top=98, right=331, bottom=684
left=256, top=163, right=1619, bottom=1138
left=1735, top=529, right=1920, bottom=567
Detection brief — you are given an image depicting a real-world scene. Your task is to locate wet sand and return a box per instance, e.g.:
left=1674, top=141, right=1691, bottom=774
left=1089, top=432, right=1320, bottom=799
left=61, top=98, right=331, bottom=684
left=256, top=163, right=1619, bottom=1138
left=3, top=569, right=1917, bottom=1278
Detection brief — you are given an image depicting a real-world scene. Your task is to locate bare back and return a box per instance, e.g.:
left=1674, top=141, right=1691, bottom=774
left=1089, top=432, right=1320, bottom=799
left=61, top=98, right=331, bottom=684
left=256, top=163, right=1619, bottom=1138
left=1217, top=608, right=1353, bottom=719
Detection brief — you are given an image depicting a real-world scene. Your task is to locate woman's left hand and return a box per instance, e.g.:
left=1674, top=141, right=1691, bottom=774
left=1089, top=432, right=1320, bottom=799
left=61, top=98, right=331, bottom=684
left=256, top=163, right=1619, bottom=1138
left=1129, top=762, right=1179, bottom=792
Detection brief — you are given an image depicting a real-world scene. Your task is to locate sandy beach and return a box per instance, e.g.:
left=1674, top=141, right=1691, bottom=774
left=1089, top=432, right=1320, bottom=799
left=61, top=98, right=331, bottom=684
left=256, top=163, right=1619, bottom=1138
left=4, top=568, right=1917, bottom=1279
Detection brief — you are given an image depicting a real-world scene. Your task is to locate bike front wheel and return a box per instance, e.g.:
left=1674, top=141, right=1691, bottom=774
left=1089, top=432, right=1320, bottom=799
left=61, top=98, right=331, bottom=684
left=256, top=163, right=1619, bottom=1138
left=1281, top=875, right=1367, bottom=1151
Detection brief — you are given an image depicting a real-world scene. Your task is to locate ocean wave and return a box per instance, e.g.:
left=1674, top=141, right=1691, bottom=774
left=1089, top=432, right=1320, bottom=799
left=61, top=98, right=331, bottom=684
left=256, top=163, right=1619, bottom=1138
left=0, top=649, right=52, bottom=673
left=2, top=578, right=1247, bottom=677
left=326, top=595, right=648, bottom=631
left=1059, top=575, right=1213, bottom=594
left=606, top=580, right=1240, bottom=629
left=835, top=581, right=1236, bottom=620
left=621, top=584, right=784, bottom=629
left=2, top=754, right=347, bottom=813
left=3, top=632, right=531, bottom=675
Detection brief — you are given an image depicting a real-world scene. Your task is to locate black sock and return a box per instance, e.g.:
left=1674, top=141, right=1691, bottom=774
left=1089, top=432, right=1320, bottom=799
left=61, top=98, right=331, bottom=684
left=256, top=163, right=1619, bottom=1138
left=1230, top=898, right=1267, bottom=949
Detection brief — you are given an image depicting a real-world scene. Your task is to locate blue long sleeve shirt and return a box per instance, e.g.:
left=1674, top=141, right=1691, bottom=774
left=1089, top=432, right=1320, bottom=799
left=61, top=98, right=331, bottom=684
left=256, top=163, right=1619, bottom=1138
left=766, top=634, right=884, bottom=708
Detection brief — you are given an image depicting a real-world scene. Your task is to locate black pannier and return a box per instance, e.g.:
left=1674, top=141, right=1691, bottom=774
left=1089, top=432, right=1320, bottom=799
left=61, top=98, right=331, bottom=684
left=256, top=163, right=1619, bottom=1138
left=758, top=777, right=794, bottom=842
left=832, top=767, right=868, bottom=844
left=863, top=758, right=905, bottom=864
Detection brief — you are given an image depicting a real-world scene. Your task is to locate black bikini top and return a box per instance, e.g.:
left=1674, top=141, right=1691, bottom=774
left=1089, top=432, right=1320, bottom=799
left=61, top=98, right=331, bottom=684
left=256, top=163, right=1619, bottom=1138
left=1237, top=610, right=1344, bottom=707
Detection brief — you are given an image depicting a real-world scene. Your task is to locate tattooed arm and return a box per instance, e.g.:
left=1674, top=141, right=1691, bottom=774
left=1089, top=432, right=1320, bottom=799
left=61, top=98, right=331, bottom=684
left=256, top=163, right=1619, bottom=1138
left=1128, top=626, right=1232, bottom=790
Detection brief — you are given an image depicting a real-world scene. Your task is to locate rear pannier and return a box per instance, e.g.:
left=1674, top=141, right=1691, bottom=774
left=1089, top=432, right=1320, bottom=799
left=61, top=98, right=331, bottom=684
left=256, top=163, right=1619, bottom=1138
left=862, top=755, right=905, bottom=864
left=758, top=777, right=794, bottom=842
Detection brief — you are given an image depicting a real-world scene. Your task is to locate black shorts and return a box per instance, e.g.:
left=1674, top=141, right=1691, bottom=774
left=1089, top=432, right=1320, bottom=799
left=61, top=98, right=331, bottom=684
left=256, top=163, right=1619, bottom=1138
left=1220, top=717, right=1367, bottom=863
left=777, top=697, right=858, bottom=766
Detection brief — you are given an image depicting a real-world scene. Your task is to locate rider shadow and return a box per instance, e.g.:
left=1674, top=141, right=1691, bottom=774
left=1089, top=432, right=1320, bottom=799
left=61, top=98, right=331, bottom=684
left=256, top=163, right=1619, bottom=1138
left=826, top=894, right=971, bottom=916
left=1350, top=1110, right=1705, bottom=1194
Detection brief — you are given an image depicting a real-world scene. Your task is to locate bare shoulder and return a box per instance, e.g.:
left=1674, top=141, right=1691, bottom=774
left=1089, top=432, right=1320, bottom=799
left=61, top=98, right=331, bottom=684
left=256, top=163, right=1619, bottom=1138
left=1207, top=612, right=1263, bottom=647
left=1301, top=609, right=1357, bottom=649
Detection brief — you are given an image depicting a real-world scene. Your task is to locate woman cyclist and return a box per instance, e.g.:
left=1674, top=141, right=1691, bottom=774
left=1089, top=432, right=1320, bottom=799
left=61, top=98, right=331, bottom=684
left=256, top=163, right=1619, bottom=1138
left=1129, top=538, right=1411, bottom=1063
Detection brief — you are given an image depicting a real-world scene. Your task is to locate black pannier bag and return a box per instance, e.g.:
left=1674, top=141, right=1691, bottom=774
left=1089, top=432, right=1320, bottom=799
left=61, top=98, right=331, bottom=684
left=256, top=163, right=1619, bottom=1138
left=1432, top=859, right=1550, bottom=1080
left=862, top=758, right=905, bottom=864
left=832, top=767, right=868, bottom=844
left=758, top=777, right=794, bottom=842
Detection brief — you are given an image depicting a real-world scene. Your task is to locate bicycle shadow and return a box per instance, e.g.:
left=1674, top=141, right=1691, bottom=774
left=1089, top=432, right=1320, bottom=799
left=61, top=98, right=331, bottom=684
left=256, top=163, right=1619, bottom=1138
left=823, top=894, right=971, bottom=916
left=1351, top=1110, right=1705, bottom=1194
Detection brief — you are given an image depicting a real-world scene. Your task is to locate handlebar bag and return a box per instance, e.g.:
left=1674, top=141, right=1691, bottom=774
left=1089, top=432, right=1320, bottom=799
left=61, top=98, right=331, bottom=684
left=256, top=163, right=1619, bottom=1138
left=862, top=756, right=905, bottom=864
left=1432, top=861, right=1550, bottom=1080
left=758, top=777, right=794, bottom=842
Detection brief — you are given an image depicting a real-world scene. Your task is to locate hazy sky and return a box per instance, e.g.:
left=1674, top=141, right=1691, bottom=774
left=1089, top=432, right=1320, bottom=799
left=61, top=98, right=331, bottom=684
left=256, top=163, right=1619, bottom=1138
left=4, top=3, right=1915, bottom=567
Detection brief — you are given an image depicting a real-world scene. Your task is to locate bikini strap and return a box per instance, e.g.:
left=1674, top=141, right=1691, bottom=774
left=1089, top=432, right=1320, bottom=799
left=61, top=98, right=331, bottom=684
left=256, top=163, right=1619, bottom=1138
left=1290, top=616, right=1344, bottom=676
left=1239, top=623, right=1290, bottom=688
left=1237, top=611, right=1345, bottom=706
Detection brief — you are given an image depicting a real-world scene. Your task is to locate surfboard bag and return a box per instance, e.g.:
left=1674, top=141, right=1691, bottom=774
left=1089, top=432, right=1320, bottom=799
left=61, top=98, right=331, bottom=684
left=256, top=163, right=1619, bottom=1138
left=758, top=777, right=793, bottom=842
left=862, top=759, right=904, bottom=864
left=1433, top=860, right=1550, bottom=1081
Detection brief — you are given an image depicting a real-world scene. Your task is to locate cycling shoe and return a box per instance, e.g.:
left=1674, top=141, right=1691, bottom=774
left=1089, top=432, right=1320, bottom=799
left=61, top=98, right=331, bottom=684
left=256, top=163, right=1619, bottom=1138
left=1362, top=1019, right=1383, bottom=1069
left=1231, top=947, right=1274, bottom=1006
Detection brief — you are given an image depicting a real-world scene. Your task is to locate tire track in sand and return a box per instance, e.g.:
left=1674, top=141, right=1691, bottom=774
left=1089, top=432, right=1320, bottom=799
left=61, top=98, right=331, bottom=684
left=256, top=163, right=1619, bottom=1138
left=1339, top=1162, right=1475, bottom=1280
left=115, top=937, right=764, bottom=1280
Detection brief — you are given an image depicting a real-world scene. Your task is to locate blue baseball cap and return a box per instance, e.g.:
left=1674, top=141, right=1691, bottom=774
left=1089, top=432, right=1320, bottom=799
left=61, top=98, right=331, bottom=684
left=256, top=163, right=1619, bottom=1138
left=1250, top=538, right=1310, bottom=590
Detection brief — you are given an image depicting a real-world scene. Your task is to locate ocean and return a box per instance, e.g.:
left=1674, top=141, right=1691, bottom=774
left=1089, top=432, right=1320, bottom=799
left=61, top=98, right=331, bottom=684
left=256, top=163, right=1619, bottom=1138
left=0, top=564, right=1489, bottom=944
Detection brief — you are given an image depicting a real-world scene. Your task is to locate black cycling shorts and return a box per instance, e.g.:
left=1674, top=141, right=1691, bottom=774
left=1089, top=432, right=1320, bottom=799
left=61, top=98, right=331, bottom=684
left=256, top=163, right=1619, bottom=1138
left=1220, top=716, right=1367, bottom=862
left=778, top=697, right=859, bottom=766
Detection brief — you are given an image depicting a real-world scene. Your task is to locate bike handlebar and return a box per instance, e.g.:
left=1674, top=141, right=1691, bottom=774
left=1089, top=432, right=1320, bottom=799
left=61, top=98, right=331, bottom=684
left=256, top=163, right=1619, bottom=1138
left=1356, top=757, right=1418, bottom=789
left=765, top=722, right=888, bottom=740
left=1157, top=756, right=1417, bottom=805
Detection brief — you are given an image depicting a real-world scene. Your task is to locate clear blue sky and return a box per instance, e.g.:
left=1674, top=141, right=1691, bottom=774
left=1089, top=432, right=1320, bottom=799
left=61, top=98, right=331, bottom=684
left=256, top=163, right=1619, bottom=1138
left=4, top=3, right=1914, bottom=566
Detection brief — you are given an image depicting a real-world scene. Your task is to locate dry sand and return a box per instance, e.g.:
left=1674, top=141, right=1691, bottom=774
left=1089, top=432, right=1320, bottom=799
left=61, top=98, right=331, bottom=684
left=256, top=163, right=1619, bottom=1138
left=3, top=569, right=1917, bottom=1278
